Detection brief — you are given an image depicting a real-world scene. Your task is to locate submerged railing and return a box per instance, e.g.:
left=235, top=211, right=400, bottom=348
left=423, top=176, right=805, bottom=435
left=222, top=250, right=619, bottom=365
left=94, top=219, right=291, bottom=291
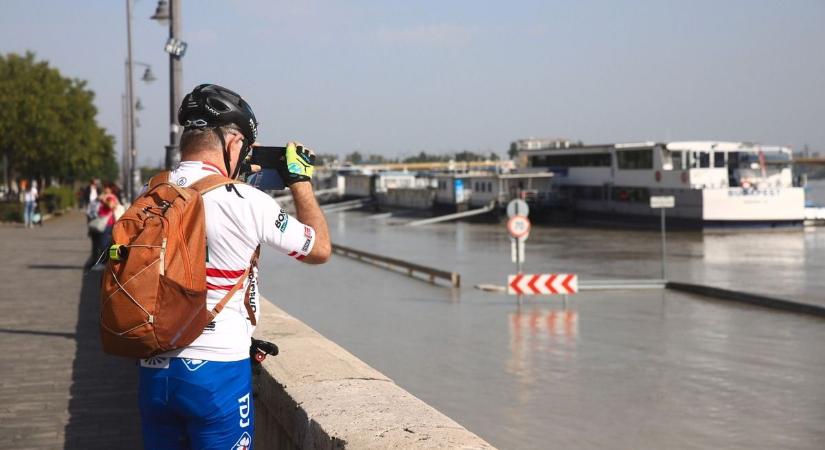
left=332, top=243, right=460, bottom=288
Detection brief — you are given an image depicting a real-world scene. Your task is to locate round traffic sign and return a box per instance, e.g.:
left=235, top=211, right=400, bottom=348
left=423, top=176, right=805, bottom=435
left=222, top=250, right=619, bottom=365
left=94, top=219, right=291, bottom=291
left=507, top=215, right=531, bottom=239
left=506, top=199, right=529, bottom=218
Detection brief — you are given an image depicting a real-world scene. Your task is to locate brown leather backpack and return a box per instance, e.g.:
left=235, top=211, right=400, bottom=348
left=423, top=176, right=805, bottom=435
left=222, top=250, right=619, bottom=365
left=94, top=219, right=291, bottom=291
left=100, top=171, right=258, bottom=358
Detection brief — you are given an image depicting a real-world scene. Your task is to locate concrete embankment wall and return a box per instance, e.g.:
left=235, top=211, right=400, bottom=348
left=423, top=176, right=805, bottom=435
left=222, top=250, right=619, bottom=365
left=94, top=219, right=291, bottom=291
left=253, top=299, right=494, bottom=449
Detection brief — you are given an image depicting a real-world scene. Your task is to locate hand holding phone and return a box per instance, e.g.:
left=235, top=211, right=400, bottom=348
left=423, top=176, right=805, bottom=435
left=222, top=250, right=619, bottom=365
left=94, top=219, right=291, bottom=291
left=241, top=146, right=286, bottom=191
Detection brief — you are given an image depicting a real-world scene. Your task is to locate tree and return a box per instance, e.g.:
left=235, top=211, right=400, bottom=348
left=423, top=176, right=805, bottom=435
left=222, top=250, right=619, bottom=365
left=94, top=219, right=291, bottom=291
left=0, top=52, right=117, bottom=191
left=345, top=151, right=363, bottom=164
left=507, top=143, right=519, bottom=160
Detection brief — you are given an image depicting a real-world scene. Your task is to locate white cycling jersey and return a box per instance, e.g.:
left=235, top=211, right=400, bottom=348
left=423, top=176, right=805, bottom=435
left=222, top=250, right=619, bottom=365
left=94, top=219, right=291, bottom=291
left=156, top=160, right=315, bottom=362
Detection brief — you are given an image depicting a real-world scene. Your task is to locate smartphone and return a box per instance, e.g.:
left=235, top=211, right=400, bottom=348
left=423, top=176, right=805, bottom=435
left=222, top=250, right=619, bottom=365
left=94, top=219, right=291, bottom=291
left=248, top=146, right=286, bottom=170
left=242, top=146, right=287, bottom=191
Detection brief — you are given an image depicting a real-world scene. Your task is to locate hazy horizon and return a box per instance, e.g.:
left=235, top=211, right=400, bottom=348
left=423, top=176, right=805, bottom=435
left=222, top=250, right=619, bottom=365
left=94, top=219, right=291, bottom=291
left=2, top=0, right=824, bottom=167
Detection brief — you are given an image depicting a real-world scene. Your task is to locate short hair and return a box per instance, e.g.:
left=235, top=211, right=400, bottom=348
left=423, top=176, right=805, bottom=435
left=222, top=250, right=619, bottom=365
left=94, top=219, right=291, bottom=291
left=180, top=125, right=242, bottom=155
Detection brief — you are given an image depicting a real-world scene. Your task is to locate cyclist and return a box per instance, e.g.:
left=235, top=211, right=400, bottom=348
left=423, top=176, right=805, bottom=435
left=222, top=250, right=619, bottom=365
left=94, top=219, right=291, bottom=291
left=138, top=84, right=331, bottom=449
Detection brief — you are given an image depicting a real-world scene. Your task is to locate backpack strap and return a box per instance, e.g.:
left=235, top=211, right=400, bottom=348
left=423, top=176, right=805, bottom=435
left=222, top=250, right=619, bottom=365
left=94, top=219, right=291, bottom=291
left=148, top=171, right=171, bottom=189
left=242, top=246, right=261, bottom=326
left=193, top=173, right=253, bottom=321
left=208, top=246, right=261, bottom=321
left=145, top=171, right=192, bottom=201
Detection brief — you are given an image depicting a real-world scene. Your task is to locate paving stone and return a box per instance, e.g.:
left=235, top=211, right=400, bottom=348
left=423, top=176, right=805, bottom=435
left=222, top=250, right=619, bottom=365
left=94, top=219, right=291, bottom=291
left=0, top=212, right=141, bottom=449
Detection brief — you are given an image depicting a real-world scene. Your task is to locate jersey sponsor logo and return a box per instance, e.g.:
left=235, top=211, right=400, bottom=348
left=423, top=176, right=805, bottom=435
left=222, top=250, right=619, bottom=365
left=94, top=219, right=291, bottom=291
left=182, top=359, right=208, bottom=371
left=275, top=209, right=289, bottom=233
left=177, top=177, right=187, bottom=186
left=238, top=393, right=251, bottom=428
left=248, top=273, right=258, bottom=314
left=204, top=321, right=216, bottom=331
left=232, top=431, right=252, bottom=450
left=302, top=238, right=311, bottom=253
left=140, top=356, right=170, bottom=369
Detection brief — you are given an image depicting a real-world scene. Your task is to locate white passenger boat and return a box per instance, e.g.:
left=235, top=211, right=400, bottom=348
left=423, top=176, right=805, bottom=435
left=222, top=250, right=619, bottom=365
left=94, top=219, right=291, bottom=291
left=515, top=140, right=805, bottom=227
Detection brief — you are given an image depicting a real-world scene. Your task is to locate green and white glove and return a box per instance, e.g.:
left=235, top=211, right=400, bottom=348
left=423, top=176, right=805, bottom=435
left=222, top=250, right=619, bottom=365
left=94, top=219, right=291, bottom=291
left=279, top=142, right=315, bottom=185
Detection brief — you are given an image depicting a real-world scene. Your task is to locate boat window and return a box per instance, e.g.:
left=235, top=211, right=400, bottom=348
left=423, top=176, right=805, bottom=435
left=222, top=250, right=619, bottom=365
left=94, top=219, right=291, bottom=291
left=610, top=186, right=650, bottom=203
left=713, top=152, right=726, bottom=168
left=532, top=153, right=611, bottom=167
left=691, top=151, right=710, bottom=168
left=762, top=152, right=792, bottom=165
left=617, top=149, right=653, bottom=169
left=666, top=151, right=684, bottom=171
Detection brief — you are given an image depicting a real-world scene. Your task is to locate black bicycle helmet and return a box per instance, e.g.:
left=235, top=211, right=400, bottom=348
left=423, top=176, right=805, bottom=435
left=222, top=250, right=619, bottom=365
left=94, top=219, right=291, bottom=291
left=178, top=84, right=258, bottom=145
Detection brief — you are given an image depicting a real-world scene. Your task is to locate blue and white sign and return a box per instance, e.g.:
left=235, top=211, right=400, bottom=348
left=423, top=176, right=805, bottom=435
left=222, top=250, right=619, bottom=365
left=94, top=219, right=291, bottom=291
left=454, top=179, right=465, bottom=203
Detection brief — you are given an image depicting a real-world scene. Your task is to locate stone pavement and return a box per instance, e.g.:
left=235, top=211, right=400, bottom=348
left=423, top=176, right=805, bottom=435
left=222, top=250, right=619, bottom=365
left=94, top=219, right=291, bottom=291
left=0, top=211, right=141, bottom=449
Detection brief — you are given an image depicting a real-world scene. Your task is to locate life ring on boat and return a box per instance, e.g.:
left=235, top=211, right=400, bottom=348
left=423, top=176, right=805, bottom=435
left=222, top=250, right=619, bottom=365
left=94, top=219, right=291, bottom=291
left=681, top=172, right=688, bottom=184
left=655, top=171, right=662, bottom=182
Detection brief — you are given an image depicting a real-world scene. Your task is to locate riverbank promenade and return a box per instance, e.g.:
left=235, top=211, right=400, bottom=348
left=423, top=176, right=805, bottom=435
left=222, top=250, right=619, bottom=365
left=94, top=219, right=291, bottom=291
left=0, top=211, right=141, bottom=449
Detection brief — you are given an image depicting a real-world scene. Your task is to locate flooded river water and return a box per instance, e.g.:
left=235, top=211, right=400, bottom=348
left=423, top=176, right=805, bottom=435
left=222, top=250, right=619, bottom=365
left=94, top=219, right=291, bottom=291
left=258, top=183, right=825, bottom=449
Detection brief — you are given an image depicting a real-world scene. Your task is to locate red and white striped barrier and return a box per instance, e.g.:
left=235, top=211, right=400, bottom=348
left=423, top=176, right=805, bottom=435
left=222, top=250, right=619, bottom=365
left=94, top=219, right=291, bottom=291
left=508, top=273, right=578, bottom=295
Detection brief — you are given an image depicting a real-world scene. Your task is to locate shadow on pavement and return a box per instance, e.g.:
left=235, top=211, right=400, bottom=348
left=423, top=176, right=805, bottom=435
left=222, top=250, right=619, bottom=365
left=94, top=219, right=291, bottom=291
left=27, top=264, right=85, bottom=270
left=63, top=271, right=142, bottom=449
left=0, top=328, right=75, bottom=339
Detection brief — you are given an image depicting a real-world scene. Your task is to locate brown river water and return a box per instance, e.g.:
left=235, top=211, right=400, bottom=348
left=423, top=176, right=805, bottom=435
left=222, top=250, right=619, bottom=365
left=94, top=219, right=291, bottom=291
left=258, top=181, right=825, bottom=449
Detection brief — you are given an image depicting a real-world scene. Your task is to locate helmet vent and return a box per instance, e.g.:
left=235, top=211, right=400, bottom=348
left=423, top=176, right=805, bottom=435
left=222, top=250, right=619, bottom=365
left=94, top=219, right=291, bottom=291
left=206, top=97, right=231, bottom=113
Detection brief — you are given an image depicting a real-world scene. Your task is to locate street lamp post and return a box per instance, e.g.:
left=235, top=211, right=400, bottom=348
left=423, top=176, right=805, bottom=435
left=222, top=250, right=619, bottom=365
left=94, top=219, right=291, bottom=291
left=125, top=0, right=138, bottom=201
left=152, top=0, right=184, bottom=170
left=123, top=14, right=155, bottom=202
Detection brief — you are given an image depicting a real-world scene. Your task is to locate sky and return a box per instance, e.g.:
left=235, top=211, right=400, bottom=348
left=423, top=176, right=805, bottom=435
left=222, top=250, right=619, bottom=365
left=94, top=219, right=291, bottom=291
left=1, top=0, right=824, bottom=167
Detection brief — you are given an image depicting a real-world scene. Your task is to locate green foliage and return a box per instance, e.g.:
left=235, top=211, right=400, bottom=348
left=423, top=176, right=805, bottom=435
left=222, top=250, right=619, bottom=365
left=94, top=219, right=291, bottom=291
left=345, top=151, right=363, bottom=164
left=0, top=52, right=118, bottom=184
left=365, top=154, right=393, bottom=164
left=402, top=150, right=496, bottom=163
left=342, top=149, right=501, bottom=165
left=0, top=202, right=21, bottom=222
left=41, top=185, right=75, bottom=212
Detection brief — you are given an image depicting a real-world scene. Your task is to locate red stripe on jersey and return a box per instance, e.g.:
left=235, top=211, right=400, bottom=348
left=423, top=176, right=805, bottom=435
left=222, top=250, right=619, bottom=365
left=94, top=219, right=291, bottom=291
left=206, top=267, right=246, bottom=278
left=206, top=282, right=234, bottom=291
left=202, top=161, right=227, bottom=176
left=296, top=254, right=305, bottom=261
left=288, top=251, right=297, bottom=257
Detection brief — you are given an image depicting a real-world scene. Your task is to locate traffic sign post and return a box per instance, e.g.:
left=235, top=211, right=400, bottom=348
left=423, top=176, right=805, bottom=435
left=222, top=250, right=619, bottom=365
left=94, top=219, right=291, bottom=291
left=506, top=215, right=531, bottom=240
left=507, top=214, right=530, bottom=277
left=510, top=237, right=525, bottom=264
left=650, top=196, right=675, bottom=281
left=506, top=199, right=531, bottom=304
left=506, top=199, right=529, bottom=218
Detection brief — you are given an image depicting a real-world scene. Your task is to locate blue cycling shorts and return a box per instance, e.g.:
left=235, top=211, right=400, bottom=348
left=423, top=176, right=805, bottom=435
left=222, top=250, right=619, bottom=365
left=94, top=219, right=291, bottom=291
left=138, top=357, right=254, bottom=450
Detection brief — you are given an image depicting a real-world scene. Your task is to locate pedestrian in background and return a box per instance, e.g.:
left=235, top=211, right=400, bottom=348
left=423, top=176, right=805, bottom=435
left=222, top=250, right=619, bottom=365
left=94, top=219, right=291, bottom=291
left=80, top=179, right=98, bottom=210
left=89, top=183, right=121, bottom=271
left=21, top=180, right=38, bottom=228
left=84, top=190, right=103, bottom=271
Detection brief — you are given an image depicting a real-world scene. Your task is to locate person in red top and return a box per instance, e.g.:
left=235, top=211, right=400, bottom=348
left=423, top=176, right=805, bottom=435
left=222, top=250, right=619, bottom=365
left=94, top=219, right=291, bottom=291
left=89, top=184, right=121, bottom=271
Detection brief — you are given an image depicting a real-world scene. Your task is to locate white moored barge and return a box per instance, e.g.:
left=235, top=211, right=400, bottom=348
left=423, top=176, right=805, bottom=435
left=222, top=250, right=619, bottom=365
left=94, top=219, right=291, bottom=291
left=515, top=139, right=805, bottom=227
